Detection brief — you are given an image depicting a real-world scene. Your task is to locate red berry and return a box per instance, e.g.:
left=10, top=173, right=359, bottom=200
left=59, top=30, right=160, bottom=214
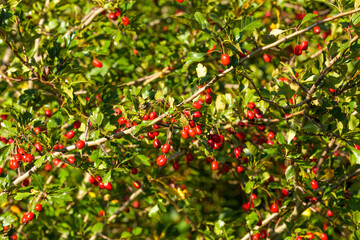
left=115, top=8, right=121, bottom=16
left=122, top=16, right=130, bottom=26
left=260, top=230, right=266, bottom=238
left=189, top=120, right=195, bottom=128
left=118, top=117, right=126, bottom=125
left=99, top=181, right=105, bottom=189
left=34, top=127, right=41, bottom=135
left=66, top=130, right=75, bottom=139
left=195, top=125, right=202, bottom=135
left=162, top=144, right=170, bottom=153
left=132, top=181, right=141, bottom=189
left=53, top=158, right=60, bottom=165
left=236, top=165, right=244, bottom=173
left=294, top=45, right=302, bottom=55
left=313, top=26, right=321, bottom=34
left=156, top=155, right=167, bottom=167
left=248, top=102, right=255, bottom=109
left=211, top=160, right=219, bottom=170
left=173, top=161, right=179, bottom=170
left=26, top=212, right=34, bottom=221
left=149, top=111, right=157, bottom=120
left=9, top=160, right=19, bottom=170
left=99, top=210, right=104, bottom=216
left=270, top=203, right=279, bottom=213
left=205, top=95, right=212, bottom=104
left=131, top=167, right=138, bottom=174
left=109, top=13, right=117, bottom=20
left=11, top=234, right=17, bottom=240
left=44, top=163, right=51, bottom=171
left=44, top=109, right=52, bottom=118
left=153, top=139, right=161, bottom=148
left=247, top=111, right=255, bottom=120
left=355, top=144, right=360, bottom=150
left=67, top=156, right=75, bottom=164
left=193, top=111, right=202, bottom=118
left=281, top=188, right=289, bottom=197
left=252, top=233, right=260, bottom=240
left=181, top=130, right=189, bottom=139
left=176, top=0, right=184, bottom=2
left=105, top=182, right=113, bottom=190
left=34, top=142, right=43, bottom=151
left=307, top=233, right=314, bottom=240
left=221, top=54, right=230, bottom=66
left=188, top=128, right=196, bottom=137
left=267, top=132, right=275, bottom=139
left=18, top=148, right=25, bottom=155
left=147, top=132, right=155, bottom=140
left=327, top=210, right=333, bottom=217
left=263, top=54, right=272, bottom=63
left=193, top=102, right=202, bottom=109
left=92, top=58, right=103, bottom=68
left=312, top=166, right=317, bottom=174
left=73, top=121, right=81, bottom=129
left=300, top=40, right=308, bottom=50
left=311, top=197, right=318, bottom=204
left=89, top=176, right=96, bottom=183
left=320, top=233, right=328, bottom=240
left=295, top=237, right=302, bottom=240
left=76, top=140, right=85, bottom=149
left=310, top=180, right=318, bottom=190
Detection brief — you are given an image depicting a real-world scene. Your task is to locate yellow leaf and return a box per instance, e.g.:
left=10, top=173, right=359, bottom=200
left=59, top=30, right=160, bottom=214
left=323, top=168, right=334, bottom=179
left=111, top=199, right=119, bottom=204
left=88, top=192, right=96, bottom=198
left=1, top=201, right=8, bottom=208
left=10, top=206, right=21, bottom=214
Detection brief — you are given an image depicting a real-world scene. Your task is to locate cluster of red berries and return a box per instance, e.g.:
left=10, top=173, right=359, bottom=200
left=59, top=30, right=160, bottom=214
left=294, top=40, right=308, bottom=56
left=88, top=175, right=113, bottom=190
left=21, top=203, right=42, bottom=225
left=9, top=148, right=36, bottom=170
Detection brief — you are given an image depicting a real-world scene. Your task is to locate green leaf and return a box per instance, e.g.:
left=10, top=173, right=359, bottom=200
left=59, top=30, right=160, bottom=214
left=137, top=154, right=150, bottom=166
left=0, top=145, right=12, bottom=165
left=209, top=13, right=223, bottom=27
left=0, top=193, right=6, bottom=206
left=352, top=12, right=360, bottom=25
left=245, top=181, right=254, bottom=194
left=287, top=129, right=296, bottom=144
left=34, top=155, right=47, bottom=168
left=300, top=13, right=317, bottom=25
left=102, top=170, right=112, bottom=184
left=194, top=12, right=210, bottom=29
left=132, top=227, right=143, bottom=236
left=350, top=147, right=360, bottom=165
left=121, top=231, right=133, bottom=238
left=175, top=15, right=201, bottom=30
left=32, top=174, right=45, bottom=190
left=91, top=222, right=103, bottom=233
left=149, top=205, right=160, bottom=217
left=182, top=52, right=207, bottom=72
left=14, top=192, right=31, bottom=201
left=246, top=211, right=259, bottom=228
left=285, top=165, right=294, bottom=181
left=240, top=20, right=262, bottom=32
left=349, top=115, right=359, bottom=130
left=214, top=219, right=225, bottom=235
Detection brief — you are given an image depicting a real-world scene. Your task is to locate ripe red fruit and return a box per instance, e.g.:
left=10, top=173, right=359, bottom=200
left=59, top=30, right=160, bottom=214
left=211, top=160, right=219, bottom=170
left=307, top=233, right=314, bottom=240
left=263, top=54, right=272, bottom=62
left=131, top=167, right=138, bottom=174
left=162, top=144, right=170, bottom=153
left=248, top=102, right=255, bottom=109
left=76, top=140, right=85, bottom=149
left=92, top=58, right=103, bottom=68
left=189, top=120, right=195, bottom=128
left=53, top=158, right=60, bottom=165
left=67, top=156, right=75, bottom=164
left=310, top=180, right=318, bottom=190
left=267, top=132, right=275, bottom=139
left=133, top=181, right=141, bottom=188
left=236, top=165, right=244, bottom=173
left=89, top=176, right=95, bottom=184
left=44, top=163, right=51, bottom=171
left=313, top=26, right=321, bottom=34
left=66, top=130, right=75, bottom=139
left=252, top=233, right=260, bottom=240
left=18, top=148, right=25, bottom=155
left=327, top=209, right=333, bottom=217
left=149, top=111, right=157, bottom=120
left=0, top=167, right=2, bottom=175
left=26, top=212, right=34, bottom=221
left=176, top=0, right=184, bottom=3
left=311, top=197, right=318, bottom=204
left=44, top=109, right=52, bottom=118
left=320, top=233, right=328, bottom=240
left=188, top=128, right=196, bottom=137
left=270, top=203, right=279, bottom=213
left=184, top=126, right=190, bottom=133
left=221, top=54, right=230, bottom=66
left=173, top=161, right=180, bottom=170
left=156, top=155, right=167, bottom=167
left=99, top=181, right=105, bottom=189
left=9, top=160, right=19, bottom=170
left=115, top=8, right=121, bottom=16
left=300, top=40, right=308, bottom=50
left=153, top=139, right=161, bottom=148
left=12, top=234, right=17, bottom=240
left=147, top=132, right=155, bottom=140
left=247, top=111, right=255, bottom=120
left=205, top=94, right=212, bottom=104
left=193, top=101, right=202, bottom=109
left=34, top=127, right=41, bottom=135
left=195, top=125, right=202, bottom=135
left=355, top=144, right=360, bottom=150
left=109, top=13, right=117, bottom=20
left=312, top=166, right=317, bottom=174
left=105, top=182, right=113, bottom=190
left=34, top=142, right=43, bottom=151
left=73, top=121, right=81, bottom=129
left=118, top=117, right=126, bottom=125
left=96, top=175, right=102, bottom=183
left=260, top=230, right=266, bottom=238
left=295, top=237, right=303, bottom=240
left=281, top=188, right=289, bottom=197
left=193, top=111, right=202, bottom=118
left=294, top=45, right=302, bottom=55
left=99, top=210, right=104, bottom=216
left=122, top=16, right=130, bottom=26
left=181, top=130, right=189, bottom=139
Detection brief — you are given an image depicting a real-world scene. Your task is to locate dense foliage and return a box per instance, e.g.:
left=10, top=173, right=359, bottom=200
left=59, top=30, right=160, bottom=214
left=1, top=0, right=360, bottom=239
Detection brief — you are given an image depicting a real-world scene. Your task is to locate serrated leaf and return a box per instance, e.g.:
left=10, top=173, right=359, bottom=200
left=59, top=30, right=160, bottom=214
left=137, top=154, right=150, bottom=166
left=14, top=192, right=31, bottom=201
left=300, top=13, right=317, bottom=26
left=194, top=12, right=209, bottom=29
left=32, top=174, right=45, bottom=190
left=352, top=12, right=360, bottom=25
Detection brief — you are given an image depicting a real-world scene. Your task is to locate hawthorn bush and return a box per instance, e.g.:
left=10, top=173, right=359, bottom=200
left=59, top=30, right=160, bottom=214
left=0, top=0, right=360, bottom=239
